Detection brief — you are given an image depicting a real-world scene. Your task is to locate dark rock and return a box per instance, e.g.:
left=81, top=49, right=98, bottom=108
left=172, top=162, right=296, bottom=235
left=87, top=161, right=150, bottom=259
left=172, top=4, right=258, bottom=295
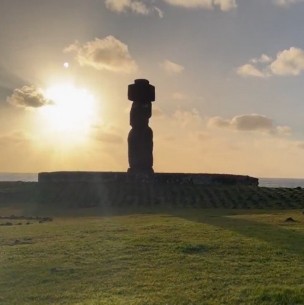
left=44, top=217, right=53, bottom=222
left=0, top=222, right=13, bottom=226
left=285, top=217, right=296, bottom=222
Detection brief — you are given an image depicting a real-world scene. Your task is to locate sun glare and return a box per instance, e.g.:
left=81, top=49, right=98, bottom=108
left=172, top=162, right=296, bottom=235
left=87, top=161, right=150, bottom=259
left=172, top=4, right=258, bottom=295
left=41, top=84, right=97, bottom=136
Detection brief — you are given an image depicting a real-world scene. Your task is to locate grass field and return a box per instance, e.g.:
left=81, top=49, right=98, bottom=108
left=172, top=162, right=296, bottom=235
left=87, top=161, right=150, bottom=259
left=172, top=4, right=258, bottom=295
left=1, top=183, right=304, bottom=304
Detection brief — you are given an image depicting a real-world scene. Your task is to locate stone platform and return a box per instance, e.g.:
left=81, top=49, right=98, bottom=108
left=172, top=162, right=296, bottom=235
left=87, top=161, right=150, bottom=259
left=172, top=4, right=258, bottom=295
left=39, top=171, right=258, bottom=186
left=38, top=172, right=258, bottom=206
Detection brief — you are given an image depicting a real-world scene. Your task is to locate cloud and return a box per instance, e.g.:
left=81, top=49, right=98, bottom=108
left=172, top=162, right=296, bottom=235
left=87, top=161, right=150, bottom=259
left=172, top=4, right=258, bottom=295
left=105, top=0, right=236, bottom=15
left=105, top=0, right=164, bottom=17
left=0, top=131, right=32, bottom=145
left=153, top=109, right=300, bottom=176
left=91, top=125, right=123, bottom=144
left=152, top=106, right=164, bottom=117
left=237, top=54, right=272, bottom=78
left=237, top=64, right=269, bottom=78
left=161, top=60, right=185, bottom=74
left=64, top=36, right=138, bottom=73
left=154, top=6, right=165, bottom=18
left=163, top=0, right=237, bottom=11
left=273, top=0, right=304, bottom=7
left=7, top=85, right=50, bottom=108
left=231, top=115, right=273, bottom=131
left=270, top=47, right=304, bottom=76
left=172, top=92, right=188, bottom=100
left=250, top=54, right=272, bottom=64
left=0, top=66, right=27, bottom=101
left=208, top=116, right=231, bottom=128
left=237, top=47, right=304, bottom=78
left=276, top=125, right=292, bottom=136
left=208, top=114, right=291, bottom=135
left=172, top=108, right=202, bottom=128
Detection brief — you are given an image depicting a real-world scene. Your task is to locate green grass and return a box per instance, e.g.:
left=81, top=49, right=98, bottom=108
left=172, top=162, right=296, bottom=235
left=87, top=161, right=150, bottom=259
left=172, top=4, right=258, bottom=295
left=1, top=207, right=304, bottom=305
left=1, top=182, right=304, bottom=304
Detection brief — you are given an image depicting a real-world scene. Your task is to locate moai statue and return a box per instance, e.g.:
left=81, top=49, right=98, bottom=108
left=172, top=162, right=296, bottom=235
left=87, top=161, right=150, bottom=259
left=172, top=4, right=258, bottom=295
left=128, top=79, right=155, bottom=174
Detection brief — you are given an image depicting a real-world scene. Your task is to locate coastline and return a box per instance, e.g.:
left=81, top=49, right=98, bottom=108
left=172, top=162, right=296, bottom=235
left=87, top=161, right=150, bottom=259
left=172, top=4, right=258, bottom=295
left=1, top=173, right=304, bottom=188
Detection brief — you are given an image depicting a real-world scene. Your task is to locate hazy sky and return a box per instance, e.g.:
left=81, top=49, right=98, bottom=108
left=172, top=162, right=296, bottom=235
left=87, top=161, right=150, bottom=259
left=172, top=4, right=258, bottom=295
left=1, top=0, right=304, bottom=177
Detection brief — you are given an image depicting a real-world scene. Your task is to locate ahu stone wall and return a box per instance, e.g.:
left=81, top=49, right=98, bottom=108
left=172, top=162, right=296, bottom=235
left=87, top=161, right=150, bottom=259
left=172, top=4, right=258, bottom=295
left=39, top=171, right=258, bottom=186
left=38, top=172, right=258, bottom=206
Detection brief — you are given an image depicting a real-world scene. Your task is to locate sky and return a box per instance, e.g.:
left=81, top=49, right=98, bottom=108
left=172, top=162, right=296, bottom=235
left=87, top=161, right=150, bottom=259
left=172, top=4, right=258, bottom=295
left=1, top=0, right=304, bottom=177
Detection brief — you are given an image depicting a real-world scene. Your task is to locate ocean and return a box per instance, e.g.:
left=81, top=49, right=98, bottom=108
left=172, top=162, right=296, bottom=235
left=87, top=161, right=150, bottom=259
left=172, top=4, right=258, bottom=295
left=258, top=178, right=304, bottom=188
left=0, top=173, right=38, bottom=182
left=0, top=173, right=304, bottom=188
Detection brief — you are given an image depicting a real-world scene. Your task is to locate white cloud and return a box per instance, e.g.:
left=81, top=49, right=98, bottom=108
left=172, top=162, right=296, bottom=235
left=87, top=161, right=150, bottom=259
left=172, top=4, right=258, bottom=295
left=274, top=0, right=304, bottom=7
left=105, top=0, right=236, bottom=14
left=270, top=47, right=304, bottom=76
left=64, top=36, right=138, bottom=73
left=154, top=6, right=164, bottom=18
left=276, top=126, right=292, bottom=136
left=208, top=114, right=291, bottom=135
left=161, top=60, right=185, bottom=74
left=105, top=0, right=164, bottom=17
left=237, top=47, right=304, bottom=78
left=208, top=116, right=231, bottom=128
left=214, top=0, right=237, bottom=10
left=250, top=54, right=272, bottom=64
left=7, top=85, right=50, bottom=108
left=237, top=54, right=273, bottom=78
left=163, top=0, right=237, bottom=11
left=237, top=64, right=269, bottom=78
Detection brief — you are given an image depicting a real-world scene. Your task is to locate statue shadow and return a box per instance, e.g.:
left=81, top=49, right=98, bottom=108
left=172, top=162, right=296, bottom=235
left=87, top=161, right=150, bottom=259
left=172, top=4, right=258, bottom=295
left=172, top=209, right=304, bottom=258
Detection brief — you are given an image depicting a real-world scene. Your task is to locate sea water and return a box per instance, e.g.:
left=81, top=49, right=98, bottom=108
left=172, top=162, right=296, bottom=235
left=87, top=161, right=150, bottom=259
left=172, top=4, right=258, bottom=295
left=0, top=173, right=38, bottom=182
left=259, top=178, right=304, bottom=188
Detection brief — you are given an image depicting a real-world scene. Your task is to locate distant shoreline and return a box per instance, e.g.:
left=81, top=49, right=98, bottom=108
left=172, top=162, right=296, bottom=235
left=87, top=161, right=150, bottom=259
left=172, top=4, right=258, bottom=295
left=1, top=173, right=304, bottom=188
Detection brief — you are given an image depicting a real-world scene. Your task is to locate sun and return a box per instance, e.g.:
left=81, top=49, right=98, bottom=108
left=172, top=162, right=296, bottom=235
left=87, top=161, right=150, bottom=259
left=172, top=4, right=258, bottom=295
left=40, top=83, right=97, bottom=135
